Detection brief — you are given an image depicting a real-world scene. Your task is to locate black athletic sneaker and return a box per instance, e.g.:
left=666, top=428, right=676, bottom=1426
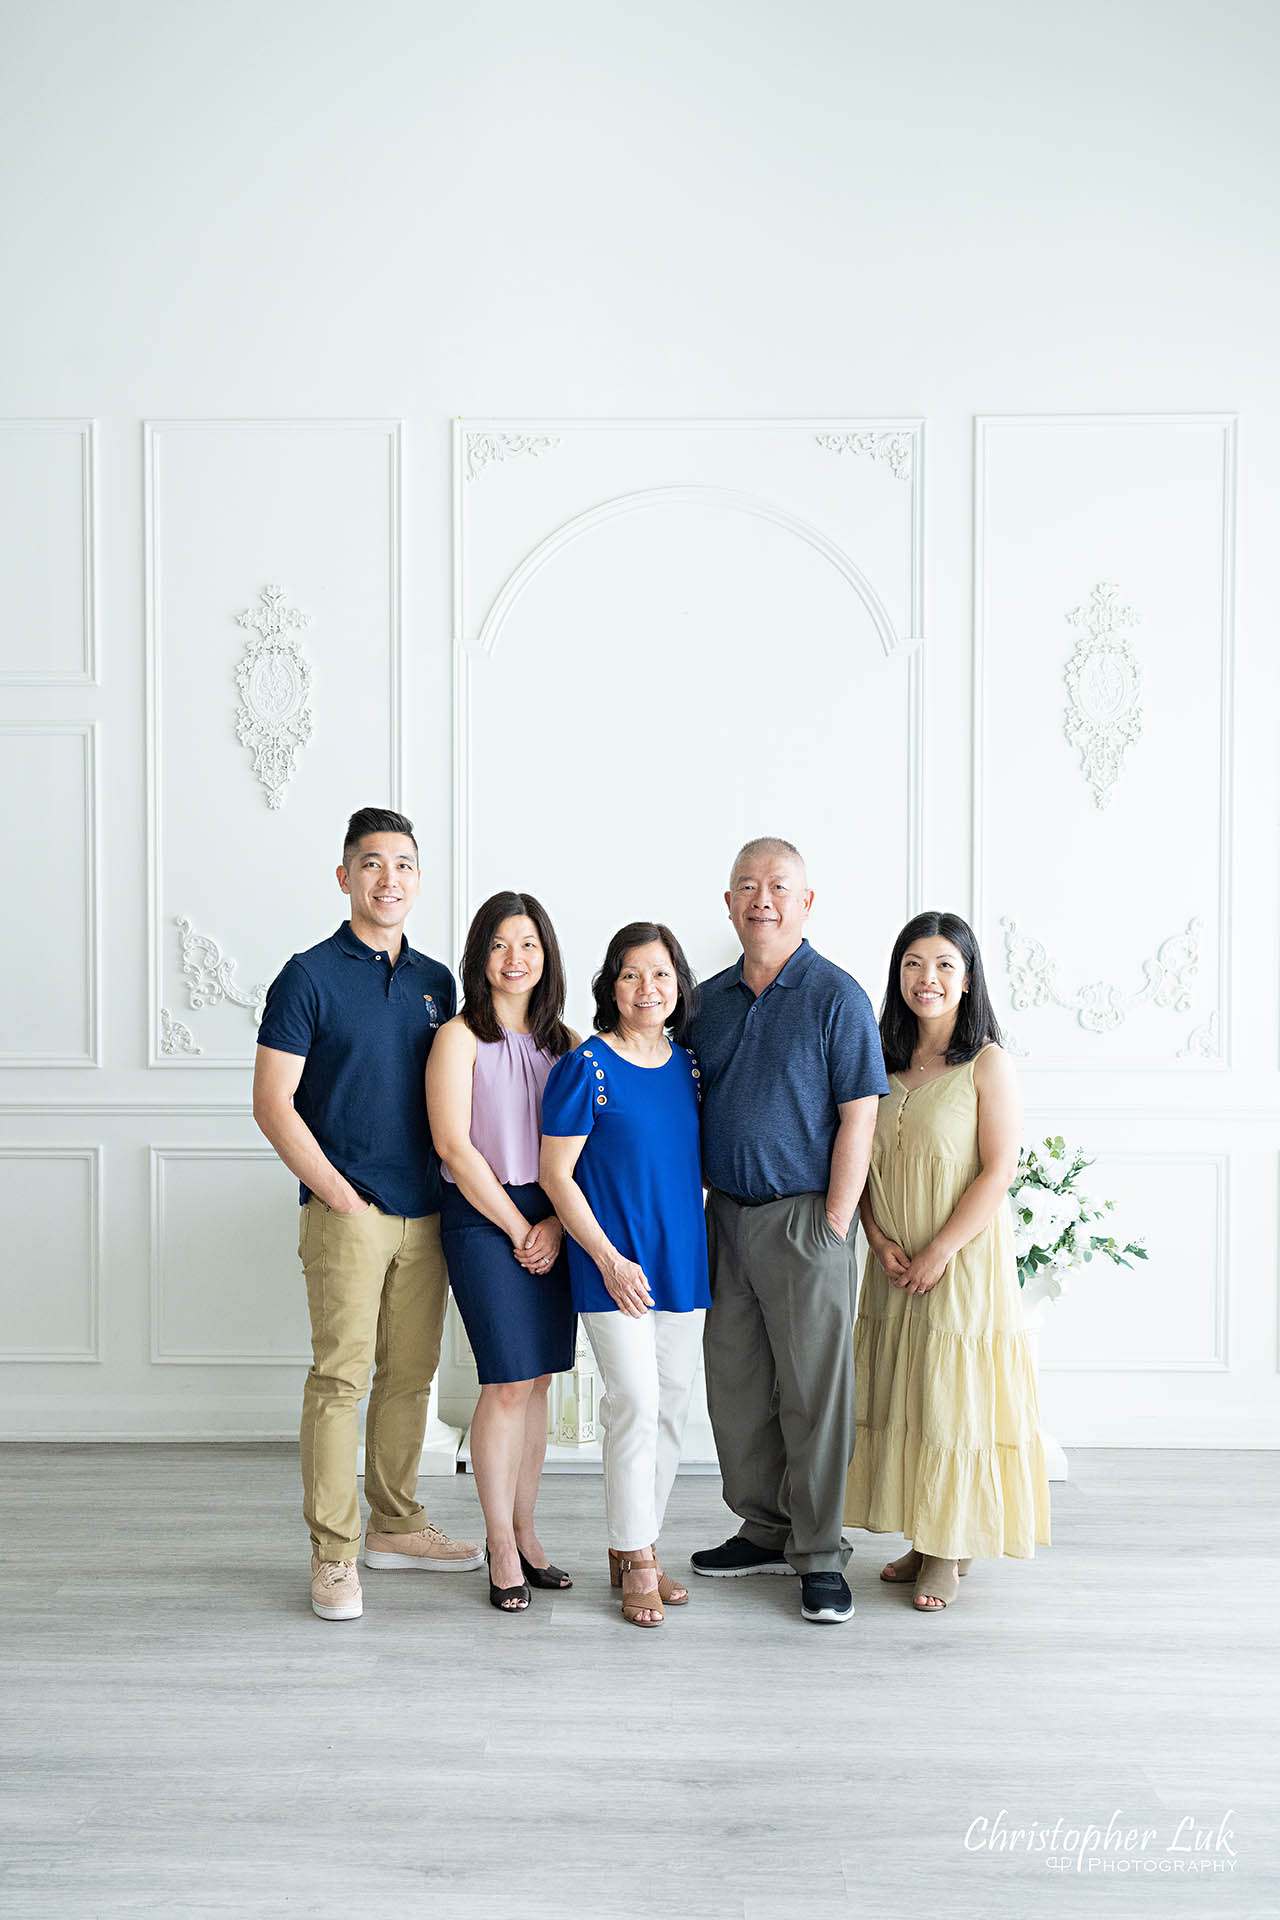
left=689, top=1535, right=795, bottom=1577
left=800, top=1571, right=854, bottom=1622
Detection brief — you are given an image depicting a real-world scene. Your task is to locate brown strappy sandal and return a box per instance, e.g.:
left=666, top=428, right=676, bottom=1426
left=609, top=1548, right=664, bottom=1627
left=652, top=1543, right=688, bottom=1606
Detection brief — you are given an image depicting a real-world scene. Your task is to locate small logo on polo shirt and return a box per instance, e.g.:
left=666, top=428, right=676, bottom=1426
left=423, top=992, right=439, bottom=1027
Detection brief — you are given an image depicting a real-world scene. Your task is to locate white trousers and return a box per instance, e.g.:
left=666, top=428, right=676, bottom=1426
left=581, top=1308, right=706, bottom=1550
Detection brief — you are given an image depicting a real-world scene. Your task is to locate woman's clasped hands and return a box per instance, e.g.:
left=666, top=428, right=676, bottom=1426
left=872, top=1232, right=948, bottom=1297
left=513, top=1216, right=563, bottom=1274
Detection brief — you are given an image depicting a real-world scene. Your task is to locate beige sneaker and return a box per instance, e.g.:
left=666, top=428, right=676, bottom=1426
left=311, top=1555, right=363, bottom=1620
left=363, top=1521, right=484, bottom=1572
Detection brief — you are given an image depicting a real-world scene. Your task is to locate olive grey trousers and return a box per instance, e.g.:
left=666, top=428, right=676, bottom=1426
left=703, top=1187, right=856, bottom=1573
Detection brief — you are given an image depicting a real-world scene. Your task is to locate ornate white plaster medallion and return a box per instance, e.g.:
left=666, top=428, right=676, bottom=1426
left=464, top=432, right=561, bottom=482
left=175, top=917, right=267, bottom=1026
left=813, top=430, right=913, bottom=481
left=1063, top=583, right=1143, bottom=808
left=234, top=585, right=313, bottom=809
left=1001, top=915, right=1200, bottom=1035
left=159, top=1007, right=202, bottom=1056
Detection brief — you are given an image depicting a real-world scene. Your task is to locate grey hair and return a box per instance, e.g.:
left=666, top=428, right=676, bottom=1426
left=729, top=836, right=807, bottom=885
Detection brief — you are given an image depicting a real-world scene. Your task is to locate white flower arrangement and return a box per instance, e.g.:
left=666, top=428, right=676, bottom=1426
left=1009, top=1136, right=1147, bottom=1293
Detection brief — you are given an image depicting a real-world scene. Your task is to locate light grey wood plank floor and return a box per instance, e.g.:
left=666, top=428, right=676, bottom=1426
left=0, top=1447, right=1273, bottom=1919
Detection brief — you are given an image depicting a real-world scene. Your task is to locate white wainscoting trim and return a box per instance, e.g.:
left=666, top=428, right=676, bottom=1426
left=972, top=413, right=1237, bottom=1072
left=0, top=418, right=98, bottom=685
left=0, top=1146, right=102, bottom=1361
left=0, top=723, right=100, bottom=1066
left=144, top=419, right=405, bottom=1067
left=149, top=1144, right=309, bottom=1365
left=468, top=486, right=913, bottom=662
left=1038, top=1151, right=1229, bottom=1374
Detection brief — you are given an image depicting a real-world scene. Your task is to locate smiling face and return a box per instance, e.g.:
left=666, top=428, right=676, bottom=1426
left=726, top=848, right=813, bottom=960
left=484, top=914, right=544, bottom=1002
left=337, top=832, right=420, bottom=940
left=899, top=935, right=968, bottom=1028
left=612, top=941, right=679, bottom=1033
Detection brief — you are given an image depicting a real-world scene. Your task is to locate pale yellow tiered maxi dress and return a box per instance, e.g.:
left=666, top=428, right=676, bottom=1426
left=844, top=1048, right=1050, bottom=1560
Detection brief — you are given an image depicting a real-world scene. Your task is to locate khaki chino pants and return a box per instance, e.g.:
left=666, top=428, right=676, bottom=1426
left=298, top=1198, right=449, bottom=1561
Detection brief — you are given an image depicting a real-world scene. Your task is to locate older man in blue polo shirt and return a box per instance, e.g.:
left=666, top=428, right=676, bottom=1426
left=689, top=837, right=887, bottom=1624
left=254, top=807, right=481, bottom=1621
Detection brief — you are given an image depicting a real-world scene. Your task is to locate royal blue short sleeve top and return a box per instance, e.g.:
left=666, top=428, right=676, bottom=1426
left=541, top=1037, right=712, bottom=1316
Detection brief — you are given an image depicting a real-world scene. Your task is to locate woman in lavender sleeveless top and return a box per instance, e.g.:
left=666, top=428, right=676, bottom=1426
left=427, top=892, right=577, bottom=1611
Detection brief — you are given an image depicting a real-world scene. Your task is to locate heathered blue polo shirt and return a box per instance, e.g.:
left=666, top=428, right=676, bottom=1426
left=690, top=939, right=888, bottom=1205
left=257, top=921, right=456, bottom=1217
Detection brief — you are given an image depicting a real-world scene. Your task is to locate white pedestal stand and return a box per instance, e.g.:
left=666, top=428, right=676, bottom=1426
left=356, top=1376, right=464, bottom=1479
left=1020, top=1270, right=1070, bottom=1483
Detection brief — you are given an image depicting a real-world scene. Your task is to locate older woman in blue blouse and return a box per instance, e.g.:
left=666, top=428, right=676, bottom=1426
left=540, top=921, right=710, bottom=1628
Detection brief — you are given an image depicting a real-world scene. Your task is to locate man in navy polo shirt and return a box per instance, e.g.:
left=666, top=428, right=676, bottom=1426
left=689, top=837, right=887, bottom=1624
left=254, top=807, right=481, bottom=1621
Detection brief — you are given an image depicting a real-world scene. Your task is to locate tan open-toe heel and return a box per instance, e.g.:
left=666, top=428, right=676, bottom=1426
left=609, top=1548, right=664, bottom=1627
left=913, top=1556, right=962, bottom=1610
left=880, top=1549, right=923, bottom=1585
left=652, top=1543, right=688, bottom=1605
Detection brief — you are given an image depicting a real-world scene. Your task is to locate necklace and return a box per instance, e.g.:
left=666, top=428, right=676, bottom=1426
left=908, top=1051, right=948, bottom=1075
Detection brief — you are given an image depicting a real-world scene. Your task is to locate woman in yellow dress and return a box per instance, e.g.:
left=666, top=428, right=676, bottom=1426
left=844, top=911, right=1049, bottom=1611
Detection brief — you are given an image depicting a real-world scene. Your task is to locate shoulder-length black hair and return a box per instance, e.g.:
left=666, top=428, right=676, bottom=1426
left=592, top=921, right=699, bottom=1048
left=878, top=910, right=1004, bottom=1075
left=460, top=891, right=573, bottom=1057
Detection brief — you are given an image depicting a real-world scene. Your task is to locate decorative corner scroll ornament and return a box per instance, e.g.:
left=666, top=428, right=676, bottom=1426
left=464, top=432, right=561, bottom=482
left=814, top=430, right=913, bottom=482
left=1001, top=915, right=1201, bottom=1036
left=234, top=585, right=313, bottom=809
left=1002, top=1028, right=1030, bottom=1059
left=1177, top=1011, right=1221, bottom=1060
left=175, top=917, right=267, bottom=1026
left=159, top=1007, right=202, bottom=1056
left=1063, top=583, right=1143, bottom=809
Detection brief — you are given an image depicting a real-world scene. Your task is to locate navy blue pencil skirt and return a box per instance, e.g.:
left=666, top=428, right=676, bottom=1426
left=440, top=1180, right=576, bottom=1385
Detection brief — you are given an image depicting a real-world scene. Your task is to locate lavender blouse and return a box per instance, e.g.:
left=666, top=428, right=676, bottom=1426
left=440, top=1027, right=557, bottom=1189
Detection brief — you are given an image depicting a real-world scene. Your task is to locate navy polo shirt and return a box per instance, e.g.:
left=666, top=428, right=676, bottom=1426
left=690, top=939, right=888, bottom=1205
left=257, top=921, right=456, bottom=1217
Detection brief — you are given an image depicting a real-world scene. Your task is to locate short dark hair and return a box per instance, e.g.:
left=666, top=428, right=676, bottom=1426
left=342, top=808, right=418, bottom=867
left=460, top=892, right=573, bottom=1057
left=878, top=910, right=1004, bottom=1075
left=591, top=922, right=699, bottom=1047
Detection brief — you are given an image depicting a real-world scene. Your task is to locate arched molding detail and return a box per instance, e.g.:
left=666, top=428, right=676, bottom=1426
left=467, top=486, right=915, bottom=661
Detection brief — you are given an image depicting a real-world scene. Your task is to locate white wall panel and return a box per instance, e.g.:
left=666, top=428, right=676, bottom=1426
left=0, top=725, right=99, bottom=1065
left=1034, top=1153, right=1227, bottom=1372
left=145, top=420, right=403, bottom=1066
left=456, top=419, right=923, bottom=1022
left=0, top=1149, right=101, bottom=1361
left=0, top=420, right=96, bottom=684
left=1, top=4, right=1277, bottom=1448
left=975, top=415, right=1235, bottom=1070
left=150, top=1147, right=310, bottom=1363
